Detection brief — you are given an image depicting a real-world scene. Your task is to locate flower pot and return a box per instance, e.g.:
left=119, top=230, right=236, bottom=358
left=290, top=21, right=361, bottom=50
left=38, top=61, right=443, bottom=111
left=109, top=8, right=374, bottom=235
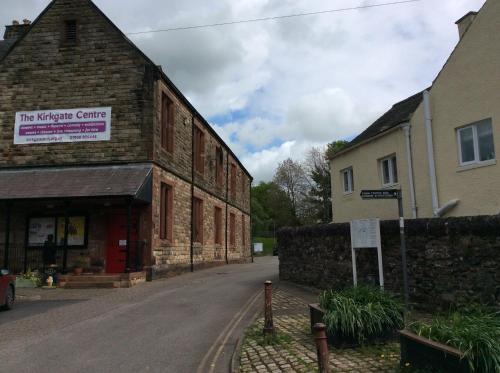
left=73, top=267, right=83, bottom=276
left=15, top=277, right=38, bottom=288
left=399, top=330, right=470, bottom=373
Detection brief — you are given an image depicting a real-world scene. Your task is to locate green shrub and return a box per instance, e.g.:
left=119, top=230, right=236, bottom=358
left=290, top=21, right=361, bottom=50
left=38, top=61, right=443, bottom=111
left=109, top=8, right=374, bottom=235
left=319, top=285, right=404, bottom=345
left=409, top=309, right=500, bottom=373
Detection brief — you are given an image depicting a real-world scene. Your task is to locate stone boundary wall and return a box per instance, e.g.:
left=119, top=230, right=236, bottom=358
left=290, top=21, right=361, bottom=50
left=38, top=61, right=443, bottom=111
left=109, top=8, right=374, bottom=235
left=278, top=216, right=500, bottom=309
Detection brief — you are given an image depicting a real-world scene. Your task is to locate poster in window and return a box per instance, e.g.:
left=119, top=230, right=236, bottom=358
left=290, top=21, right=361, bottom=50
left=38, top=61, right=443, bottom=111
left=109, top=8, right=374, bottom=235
left=57, top=216, right=86, bottom=246
left=28, top=217, right=56, bottom=247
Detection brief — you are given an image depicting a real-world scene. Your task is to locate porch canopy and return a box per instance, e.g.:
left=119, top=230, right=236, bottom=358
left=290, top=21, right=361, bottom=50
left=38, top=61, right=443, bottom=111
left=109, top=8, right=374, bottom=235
left=0, top=164, right=152, bottom=272
left=0, top=163, right=152, bottom=202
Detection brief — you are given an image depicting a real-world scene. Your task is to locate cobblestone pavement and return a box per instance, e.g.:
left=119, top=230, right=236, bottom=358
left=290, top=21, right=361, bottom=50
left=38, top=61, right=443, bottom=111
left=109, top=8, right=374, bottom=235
left=238, top=289, right=400, bottom=373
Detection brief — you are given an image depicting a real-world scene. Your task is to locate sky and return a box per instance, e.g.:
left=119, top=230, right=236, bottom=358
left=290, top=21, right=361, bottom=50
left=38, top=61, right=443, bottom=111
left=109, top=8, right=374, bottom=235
left=1, top=0, right=486, bottom=182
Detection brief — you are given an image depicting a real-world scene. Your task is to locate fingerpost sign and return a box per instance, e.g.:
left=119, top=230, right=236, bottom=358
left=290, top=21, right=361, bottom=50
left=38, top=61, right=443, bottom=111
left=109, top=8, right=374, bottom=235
left=361, top=189, right=410, bottom=308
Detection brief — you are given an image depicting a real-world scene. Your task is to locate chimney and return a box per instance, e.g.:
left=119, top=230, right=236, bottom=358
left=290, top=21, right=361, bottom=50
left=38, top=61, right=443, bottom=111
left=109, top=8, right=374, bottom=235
left=455, top=11, right=478, bottom=40
left=3, top=19, right=31, bottom=40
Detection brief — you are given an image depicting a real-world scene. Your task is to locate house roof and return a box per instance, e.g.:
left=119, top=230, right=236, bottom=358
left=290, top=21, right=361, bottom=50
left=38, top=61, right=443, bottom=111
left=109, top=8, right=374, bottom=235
left=0, top=39, right=15, bottom=59
left=0, top=164, right=153, bottom=201
left=0, top=0, right=252, bottom=181
left=330, top=90, right=424, bottom=159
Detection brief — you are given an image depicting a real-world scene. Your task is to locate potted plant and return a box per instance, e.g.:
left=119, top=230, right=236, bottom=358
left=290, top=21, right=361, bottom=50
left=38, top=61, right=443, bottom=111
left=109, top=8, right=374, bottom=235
left=400, top=307, right=500, bottom=373
left=72, top=256, right=87, bottom=276
left=90, top=257, right=105, bottom=274
left=310, top=285, right=404, bottom=348
left=15, top=268, right=42, bottom=288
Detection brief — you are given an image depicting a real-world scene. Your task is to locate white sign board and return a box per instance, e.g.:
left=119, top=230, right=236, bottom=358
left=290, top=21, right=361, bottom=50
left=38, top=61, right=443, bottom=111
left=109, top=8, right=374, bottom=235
left=350, top=219, right=384, bottom=289
left=351, top=219, right=379, bottom=248
left=253, top=243, right=263, bottom=253
left=14, top=107, right=112, bottom=145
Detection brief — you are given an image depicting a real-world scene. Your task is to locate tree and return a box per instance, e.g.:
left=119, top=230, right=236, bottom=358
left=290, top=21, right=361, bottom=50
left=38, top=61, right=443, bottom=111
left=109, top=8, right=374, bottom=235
left=326, top=140, right=349, bottom=160
left=273, top=158, right=310, bottom=220
left=251, top=182, right=298, bottom=235
left=304, top=147, right=332, bottom=224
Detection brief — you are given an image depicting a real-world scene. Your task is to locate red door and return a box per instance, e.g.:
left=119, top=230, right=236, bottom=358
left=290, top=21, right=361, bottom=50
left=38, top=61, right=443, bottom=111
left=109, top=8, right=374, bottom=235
left=106, top=212, right=139, bottom=273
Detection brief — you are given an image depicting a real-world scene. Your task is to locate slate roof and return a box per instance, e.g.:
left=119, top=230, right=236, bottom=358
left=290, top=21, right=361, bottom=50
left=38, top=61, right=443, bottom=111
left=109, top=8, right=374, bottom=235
left=0, top=164, right=152, bottom=201
left=0, top=39, right=15, bottom=60
left=331, top=90, right=424, bottom=158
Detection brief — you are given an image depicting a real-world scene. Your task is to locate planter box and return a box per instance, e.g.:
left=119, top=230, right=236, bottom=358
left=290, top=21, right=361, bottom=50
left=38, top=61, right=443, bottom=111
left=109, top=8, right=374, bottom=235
left=15, top=278, right=38, bottom=288
left=309, top=303, right=398, bottom=348
left=399, top=330, right=470, bottom=373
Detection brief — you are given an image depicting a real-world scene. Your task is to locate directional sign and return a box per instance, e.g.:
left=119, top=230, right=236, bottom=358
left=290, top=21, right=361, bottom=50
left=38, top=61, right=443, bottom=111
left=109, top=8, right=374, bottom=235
left=360, top=189, right=400, bottom=200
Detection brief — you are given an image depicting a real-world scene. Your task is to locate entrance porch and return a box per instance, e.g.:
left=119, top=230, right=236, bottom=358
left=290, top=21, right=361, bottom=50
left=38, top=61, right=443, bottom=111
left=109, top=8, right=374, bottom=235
left=0, top=164, right=153, bottom=286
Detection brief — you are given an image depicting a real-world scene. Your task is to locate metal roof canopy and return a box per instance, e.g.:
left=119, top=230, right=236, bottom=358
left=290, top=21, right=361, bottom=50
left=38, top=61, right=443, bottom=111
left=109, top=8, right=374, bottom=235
left=0, top=164, right=153, bottom=203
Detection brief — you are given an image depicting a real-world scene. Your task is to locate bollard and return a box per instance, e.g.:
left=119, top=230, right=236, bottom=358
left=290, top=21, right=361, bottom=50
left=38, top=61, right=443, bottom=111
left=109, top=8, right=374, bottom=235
left=263, top=280, right=274, bottom=336
left=313, top=323, right=330, bottom=373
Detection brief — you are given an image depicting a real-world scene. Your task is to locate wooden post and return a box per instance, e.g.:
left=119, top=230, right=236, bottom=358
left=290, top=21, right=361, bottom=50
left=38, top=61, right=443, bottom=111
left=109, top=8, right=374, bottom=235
left=263, top=280, right=274, bottom=336
left=62, top=201, right=70, bottom=274
left=3, top=202, right=11, bottom=269
left=125, top=197, right=132, bottom=273
left=314, top=323, right=330, bottom=373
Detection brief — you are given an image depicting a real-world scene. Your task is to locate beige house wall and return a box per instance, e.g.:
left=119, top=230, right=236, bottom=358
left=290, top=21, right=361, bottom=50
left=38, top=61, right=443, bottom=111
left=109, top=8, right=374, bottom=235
left=331, top=128, right=414, bottom=223
left=331, top=0, right=499, bottom=222
left=416, top=0, right=500, bottom=217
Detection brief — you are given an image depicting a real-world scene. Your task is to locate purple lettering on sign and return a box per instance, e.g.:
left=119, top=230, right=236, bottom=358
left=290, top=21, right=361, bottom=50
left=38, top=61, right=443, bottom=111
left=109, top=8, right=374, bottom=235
left=18, top=122, right=106, bottom=136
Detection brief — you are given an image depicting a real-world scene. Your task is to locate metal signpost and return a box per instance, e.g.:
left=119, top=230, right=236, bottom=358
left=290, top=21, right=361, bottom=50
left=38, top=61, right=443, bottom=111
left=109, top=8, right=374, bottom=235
left=360, top=189, right=410, bottom=307
left=350, top=218, right=384, bottom=289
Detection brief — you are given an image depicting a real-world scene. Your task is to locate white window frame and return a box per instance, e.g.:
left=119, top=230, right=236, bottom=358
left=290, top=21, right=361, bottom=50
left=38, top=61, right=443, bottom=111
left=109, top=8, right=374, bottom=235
left=380, top=155, right=398, bottom=187
left=457, top=119, right=495, bottom=166
left=341, top=167, right=354, bottom=194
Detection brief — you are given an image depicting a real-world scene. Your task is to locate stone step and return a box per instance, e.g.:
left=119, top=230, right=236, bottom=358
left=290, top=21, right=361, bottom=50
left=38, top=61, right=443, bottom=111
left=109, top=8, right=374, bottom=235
left=62, top=275, right=123, bottom=282
left=63, top=281, right=121, bottom=289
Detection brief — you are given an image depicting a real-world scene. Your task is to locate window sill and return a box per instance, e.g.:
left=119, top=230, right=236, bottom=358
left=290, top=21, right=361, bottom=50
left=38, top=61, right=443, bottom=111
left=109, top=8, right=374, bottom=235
left=342, top=191, right=354, bottom=196
left=381, top=184, right=399, bottom=190
left=457, top=159, right=496, bottom=172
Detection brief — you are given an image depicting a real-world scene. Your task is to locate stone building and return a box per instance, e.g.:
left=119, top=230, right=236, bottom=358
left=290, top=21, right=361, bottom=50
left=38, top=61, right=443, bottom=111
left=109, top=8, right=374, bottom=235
left=0, top=0, right=252, bottom=281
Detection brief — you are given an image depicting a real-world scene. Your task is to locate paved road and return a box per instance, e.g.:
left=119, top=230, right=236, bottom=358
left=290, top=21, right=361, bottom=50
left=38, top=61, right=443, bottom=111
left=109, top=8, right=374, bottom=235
left=0, top=256, right=278, bottom=373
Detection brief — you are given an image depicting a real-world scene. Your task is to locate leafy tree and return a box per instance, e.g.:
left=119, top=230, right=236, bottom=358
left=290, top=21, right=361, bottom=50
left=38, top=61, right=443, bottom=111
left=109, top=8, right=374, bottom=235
left=326, top=140, right=349, bottom=160
left=304, top=147, right=332, bottom=224
left=251, top=182, right=298, bottom=234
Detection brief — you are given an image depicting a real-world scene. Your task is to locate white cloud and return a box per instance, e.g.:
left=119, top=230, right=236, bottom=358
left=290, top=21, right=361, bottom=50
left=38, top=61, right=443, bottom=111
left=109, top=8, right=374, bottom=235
left=1, top=0, right=487, bottom=182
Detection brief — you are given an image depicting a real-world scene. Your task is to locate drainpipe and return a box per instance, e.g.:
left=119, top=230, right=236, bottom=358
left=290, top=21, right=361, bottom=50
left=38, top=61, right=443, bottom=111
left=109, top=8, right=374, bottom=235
left=190, top=115, right=195, bottom=272
left=402, top=124, right=417, bottom=218
left=225, top=151, right=229, bottom=265
left=423, top=90, right=439, bottom=216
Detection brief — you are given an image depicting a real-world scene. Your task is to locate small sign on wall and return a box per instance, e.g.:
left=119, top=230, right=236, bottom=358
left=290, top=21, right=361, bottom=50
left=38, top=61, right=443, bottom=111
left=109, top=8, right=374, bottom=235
left=14, top=107, right=112, bottom=144
left=253, top=243, right=263, bottom=253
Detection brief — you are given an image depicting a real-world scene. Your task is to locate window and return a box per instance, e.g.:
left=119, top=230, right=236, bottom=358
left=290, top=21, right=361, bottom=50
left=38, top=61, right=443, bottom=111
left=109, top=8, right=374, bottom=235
left=230, top=163, right=237, bottom=198
left=161, top=93, right=175, bottom=153
left=457, top=119, right=495, bottom=165
left=214, top=207, right=223, bottom=245
left=160, top=183, right=173, bottom=241
left=193, top=197, right=203, bottom=244
left=215, top=146, right=224, bottom=186
left=341, top=168, right=354, bottom=193
left=229, top=213, right=236, bottom=247
left=194, top=126, right=205, bottom=175
left=64, top=20, right=77, bottom=42
left=380, top=155, right=398, bottom=186
left=241, top=175, right=246, bottom=198
left=241, top=215, right=246, bottom=248
left=28, top=216, right=87, bottom=247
